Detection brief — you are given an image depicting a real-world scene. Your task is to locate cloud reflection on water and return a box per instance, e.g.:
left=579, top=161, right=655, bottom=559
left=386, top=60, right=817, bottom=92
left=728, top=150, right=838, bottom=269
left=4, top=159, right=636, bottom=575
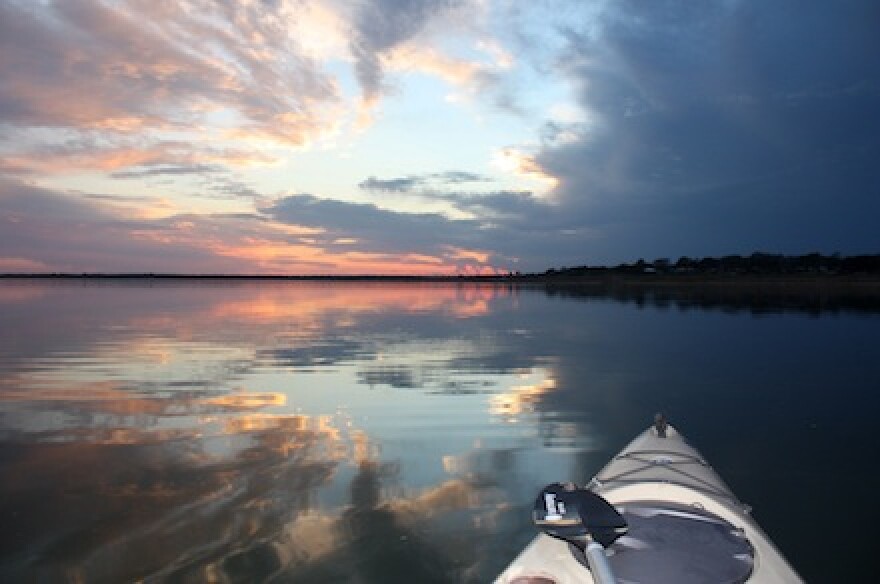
left=0, top=281, right=563, bottom=582
left=0, top=410, right=340, bottom=582
left=4, top=279, right=877, bottom=581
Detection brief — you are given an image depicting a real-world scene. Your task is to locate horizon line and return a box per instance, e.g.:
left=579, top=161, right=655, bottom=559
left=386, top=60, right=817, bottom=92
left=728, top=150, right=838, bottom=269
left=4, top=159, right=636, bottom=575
left=0, top=272, right=522, bottom=280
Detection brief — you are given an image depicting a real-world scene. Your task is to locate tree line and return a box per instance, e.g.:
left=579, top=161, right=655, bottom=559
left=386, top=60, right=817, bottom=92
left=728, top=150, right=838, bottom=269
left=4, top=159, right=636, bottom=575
left=544, top=252, right=880, bottom=277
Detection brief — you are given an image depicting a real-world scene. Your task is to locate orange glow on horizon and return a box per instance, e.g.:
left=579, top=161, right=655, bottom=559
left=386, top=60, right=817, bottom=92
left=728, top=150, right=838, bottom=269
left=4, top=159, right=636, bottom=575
left=208, top=237, right=501, bottom=276
left=0, top=257, right=53, bottom=273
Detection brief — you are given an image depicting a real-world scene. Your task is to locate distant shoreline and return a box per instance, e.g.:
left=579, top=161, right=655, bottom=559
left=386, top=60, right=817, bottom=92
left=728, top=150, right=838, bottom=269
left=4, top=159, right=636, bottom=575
left=2, top=272, right=880, bottom=287
left=4, top=252, right=879, bottom=284
left=0, top=273, right=508, bottom=281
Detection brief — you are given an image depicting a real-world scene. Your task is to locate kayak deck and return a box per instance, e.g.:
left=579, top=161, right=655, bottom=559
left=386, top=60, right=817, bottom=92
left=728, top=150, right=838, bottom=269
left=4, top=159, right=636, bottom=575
left=495, top=423, right=802, bottom=583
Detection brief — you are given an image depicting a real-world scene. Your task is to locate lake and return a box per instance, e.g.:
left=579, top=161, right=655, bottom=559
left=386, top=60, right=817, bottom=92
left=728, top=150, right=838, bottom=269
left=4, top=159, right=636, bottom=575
left=1, top=279, right=878, bottom=582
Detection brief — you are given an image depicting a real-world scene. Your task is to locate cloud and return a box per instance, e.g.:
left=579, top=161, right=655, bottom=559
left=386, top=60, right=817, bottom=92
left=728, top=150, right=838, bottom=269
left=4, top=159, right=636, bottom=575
left=265, top=193, right=474, bottom=249
left=0, top=1, right=508, bottom=177
left=358, top=171, right=489, bottom=193
left=0, top=176, right=337, bottom=273
left=342, top=0, right=880, bottom=271
left=349, top=0, right=453, bottom=103
left=0, top=177, right=508, bottom=274
left=0, top=136, right=277, bottom=176
left=110, top=164, right=225, bottom=179
left=437, top=171, right=488, bottom=183
left=3, top=1, right=877, bottom=273
left=520, top=0, right=880, bottom=264
left=491, top=148, right=559, bottom=190
left=382, top=43, right=487, bottom=88
left=358, top=176, right=423, bottom=193
left=0, top=176, right=250, bottom=273
left=429, top=189, right=544, bottom=222
left=0, top=0, right=343, bottom=175
left=347, top=0, right=509, bottom=115
left=263, top=193, right=508, bottom=270
left=109, top=163, right=264, bottom=202
left=348, top=176, right=608, bottom=270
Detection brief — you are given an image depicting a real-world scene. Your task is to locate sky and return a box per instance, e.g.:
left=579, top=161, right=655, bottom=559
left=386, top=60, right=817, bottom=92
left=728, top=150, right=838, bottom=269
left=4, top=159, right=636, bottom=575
left=1, top=0, right=878, bottom=275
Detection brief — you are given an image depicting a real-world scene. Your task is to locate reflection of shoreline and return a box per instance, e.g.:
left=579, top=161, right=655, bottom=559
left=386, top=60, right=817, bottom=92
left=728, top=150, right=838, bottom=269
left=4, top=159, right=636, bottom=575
left=541, top=277, right=880, bottom=315
left=4, top=274, right=879, bottom=312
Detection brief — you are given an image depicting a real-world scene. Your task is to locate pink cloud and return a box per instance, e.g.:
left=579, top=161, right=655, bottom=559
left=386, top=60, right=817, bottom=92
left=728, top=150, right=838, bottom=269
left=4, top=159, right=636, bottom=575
left=0, top=1, right=342, bottom=174
left=1, top=140, right=276, bottom=176
left=0, top=177, right=241, bottom=273
left=0, top=177, right=500, bottom=275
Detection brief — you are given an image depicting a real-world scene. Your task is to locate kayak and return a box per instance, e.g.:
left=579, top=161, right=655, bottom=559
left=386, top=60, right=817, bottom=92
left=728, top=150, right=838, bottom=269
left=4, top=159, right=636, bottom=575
left=495, top=417, right=803, bottom=583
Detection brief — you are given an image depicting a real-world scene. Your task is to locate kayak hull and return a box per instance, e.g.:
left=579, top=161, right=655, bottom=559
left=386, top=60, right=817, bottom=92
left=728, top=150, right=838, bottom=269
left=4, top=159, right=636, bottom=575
left=495, top=424, right=802, bottom=583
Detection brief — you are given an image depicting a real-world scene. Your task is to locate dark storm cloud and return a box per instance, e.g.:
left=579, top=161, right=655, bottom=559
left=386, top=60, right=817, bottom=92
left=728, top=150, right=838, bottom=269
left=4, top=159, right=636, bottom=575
left=529, top=0, right=880, bottom=264
left=348, top=1, right=880, bottom=271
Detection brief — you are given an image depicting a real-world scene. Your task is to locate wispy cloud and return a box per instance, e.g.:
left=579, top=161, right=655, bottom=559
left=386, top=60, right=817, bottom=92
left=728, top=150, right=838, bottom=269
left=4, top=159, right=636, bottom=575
left=9, top=1, right=341, bottom=138
left=358, top=171, right=489, bottom=193
left=358, top=176, right=423, bottom=194
left=0, top=0, right=342, bottom=176
left=1, top=138, right=276, bottom=176
left=110, top=164, right=225, bottom=180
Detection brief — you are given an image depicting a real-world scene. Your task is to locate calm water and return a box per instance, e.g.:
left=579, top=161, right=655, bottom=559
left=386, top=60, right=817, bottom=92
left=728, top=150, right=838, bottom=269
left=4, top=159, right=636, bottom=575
left=1, top=280, right=878, bottom=582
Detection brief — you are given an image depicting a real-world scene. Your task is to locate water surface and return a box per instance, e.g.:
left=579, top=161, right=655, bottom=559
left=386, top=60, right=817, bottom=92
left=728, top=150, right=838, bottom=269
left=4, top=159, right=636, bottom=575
left=1, top=280, right=878, bottom=582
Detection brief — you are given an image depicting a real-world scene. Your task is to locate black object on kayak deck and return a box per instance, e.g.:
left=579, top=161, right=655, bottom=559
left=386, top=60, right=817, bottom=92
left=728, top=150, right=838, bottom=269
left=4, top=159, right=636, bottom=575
left=532, top=483, right=628, bottom=549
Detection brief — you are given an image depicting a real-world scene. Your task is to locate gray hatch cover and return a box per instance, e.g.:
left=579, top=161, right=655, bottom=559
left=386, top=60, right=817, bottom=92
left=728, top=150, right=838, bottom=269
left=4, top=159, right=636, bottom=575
left=571, top=502, right=754, bottom=584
